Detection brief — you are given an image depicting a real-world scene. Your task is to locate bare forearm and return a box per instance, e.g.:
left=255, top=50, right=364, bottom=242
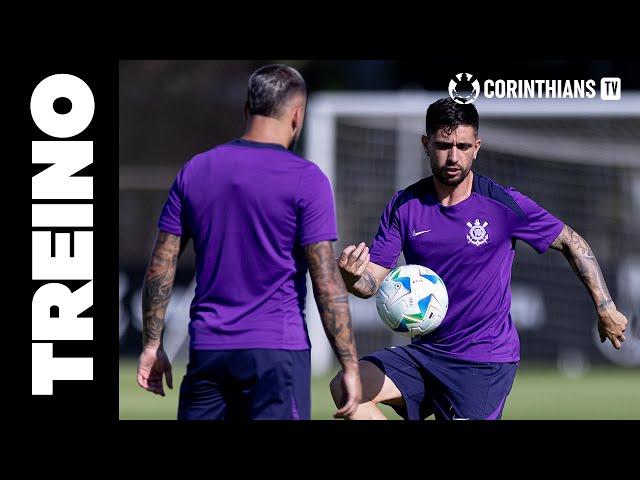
left=142, top=232, right=181, bottom=349
left=552, top=225, right=614, bottom=312
left=305, top=242, right=359, bottom=370
left=317, top=289, right=358, bottom=370
left=550, top=224, right=628, bottom=349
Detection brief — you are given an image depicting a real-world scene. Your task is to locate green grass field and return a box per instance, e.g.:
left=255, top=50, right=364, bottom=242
left=119, top=358, right=640, bottom=420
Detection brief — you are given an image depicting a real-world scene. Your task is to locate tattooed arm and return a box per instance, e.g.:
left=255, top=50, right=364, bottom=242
left=549, top=224, right=628, bottom=349
left=304, top=241, right=362, bottom=418
left=137, top=231, right=188, bottom=396
left=337, top=242, right=390, bottom=299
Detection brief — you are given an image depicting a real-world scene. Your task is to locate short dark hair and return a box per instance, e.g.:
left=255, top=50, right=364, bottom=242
left=425, top=97, right=479, bottom=136
left=246, top=64, right=307, bottom=118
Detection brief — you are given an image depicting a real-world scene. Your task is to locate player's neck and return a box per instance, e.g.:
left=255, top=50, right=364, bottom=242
left=242, top=117, right=291, bottom=150
left=433, top=170, right=474, bottom=207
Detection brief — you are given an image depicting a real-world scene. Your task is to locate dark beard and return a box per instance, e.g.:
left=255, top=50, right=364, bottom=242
left=434, top=165, right=471, bottom=186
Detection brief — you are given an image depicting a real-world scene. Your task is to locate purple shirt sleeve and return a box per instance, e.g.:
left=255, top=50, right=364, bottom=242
left=369, top=191, right=404, bottom=269
left=506, top=187, right=564, bottom=254
left=157, top=166, right=187, bottom=236
left=297, top=164, right=338, bottom=246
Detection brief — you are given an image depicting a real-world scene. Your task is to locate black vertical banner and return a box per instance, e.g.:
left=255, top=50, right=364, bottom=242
left=25, top=61, right=118, bottom=420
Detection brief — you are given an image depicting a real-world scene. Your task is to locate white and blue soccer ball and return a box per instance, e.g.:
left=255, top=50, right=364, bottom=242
left=376, top=264, right=448, bottom=338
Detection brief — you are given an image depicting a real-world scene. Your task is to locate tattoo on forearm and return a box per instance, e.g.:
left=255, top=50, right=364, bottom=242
left=353, top=270, right=379, bottom=299
left=305, top=242, right=358, bottom=366
left=142, top=232, right=181, bottom=346
left=552, top=225, right=613, bottom=311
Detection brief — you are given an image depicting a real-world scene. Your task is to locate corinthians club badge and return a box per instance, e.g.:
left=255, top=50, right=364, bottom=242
left=467, top=219, right=489, bottom=246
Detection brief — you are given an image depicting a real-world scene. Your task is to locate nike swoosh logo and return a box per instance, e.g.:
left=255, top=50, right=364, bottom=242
left=412, top=229, right=431, bottom=236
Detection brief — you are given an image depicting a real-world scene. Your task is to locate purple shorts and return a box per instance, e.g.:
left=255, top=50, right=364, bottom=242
left=178, top=348, right=310, bottom=420
left=362, top=343, right=518, bottom=420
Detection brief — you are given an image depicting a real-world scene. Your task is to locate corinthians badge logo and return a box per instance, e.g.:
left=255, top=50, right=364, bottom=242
left=466, top=219, right=489, bottom=246
left=448, top=73, right=481, bottom=104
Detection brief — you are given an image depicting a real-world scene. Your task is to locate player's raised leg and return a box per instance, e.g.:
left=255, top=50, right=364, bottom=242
left=330, top=359, right=403, bottom=420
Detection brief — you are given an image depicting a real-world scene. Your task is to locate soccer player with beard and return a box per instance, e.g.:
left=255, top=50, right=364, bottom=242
left=329, top=98, right=628, bottom=420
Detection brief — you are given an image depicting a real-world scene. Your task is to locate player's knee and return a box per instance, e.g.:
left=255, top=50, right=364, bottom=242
left=329, top=372, right=343, bottom=406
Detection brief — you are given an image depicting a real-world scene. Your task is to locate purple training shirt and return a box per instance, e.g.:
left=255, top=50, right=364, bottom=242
left=158, top=139, right=337, bottom=350
left=369, top=173, right=564, bottom=363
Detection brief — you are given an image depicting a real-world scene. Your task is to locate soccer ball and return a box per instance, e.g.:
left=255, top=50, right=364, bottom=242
left=376, top=264, right=448, bottom=338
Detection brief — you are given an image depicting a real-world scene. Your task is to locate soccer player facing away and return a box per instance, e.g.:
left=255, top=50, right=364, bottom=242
left=136, top=64, right=361, bottom=420
left=331, top=98, right=628, bottom=420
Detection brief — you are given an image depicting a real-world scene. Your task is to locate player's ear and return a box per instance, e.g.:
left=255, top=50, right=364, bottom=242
left=421, top=134, right=430, bottom=154
left=291, top=94, right=307, bottom=132
left=292, top=104, right=304, bottom=132
left=473, top=136, right=482, bottom=160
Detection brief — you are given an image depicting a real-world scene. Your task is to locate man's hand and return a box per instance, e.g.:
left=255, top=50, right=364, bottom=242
left=337, top=243, right=389, bottom=299
left=338, top=242, right=370, bottom=287
left=137, top=347, right=173, bottom=397
left=597, top=305, right=628, bottom=349
left=333, top=368, right=362, bottom=419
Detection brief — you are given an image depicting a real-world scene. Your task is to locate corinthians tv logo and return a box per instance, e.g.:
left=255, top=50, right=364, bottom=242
left=448, top=72, right=621, bottom=102
left=448, top=73, right=481, bottom=104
